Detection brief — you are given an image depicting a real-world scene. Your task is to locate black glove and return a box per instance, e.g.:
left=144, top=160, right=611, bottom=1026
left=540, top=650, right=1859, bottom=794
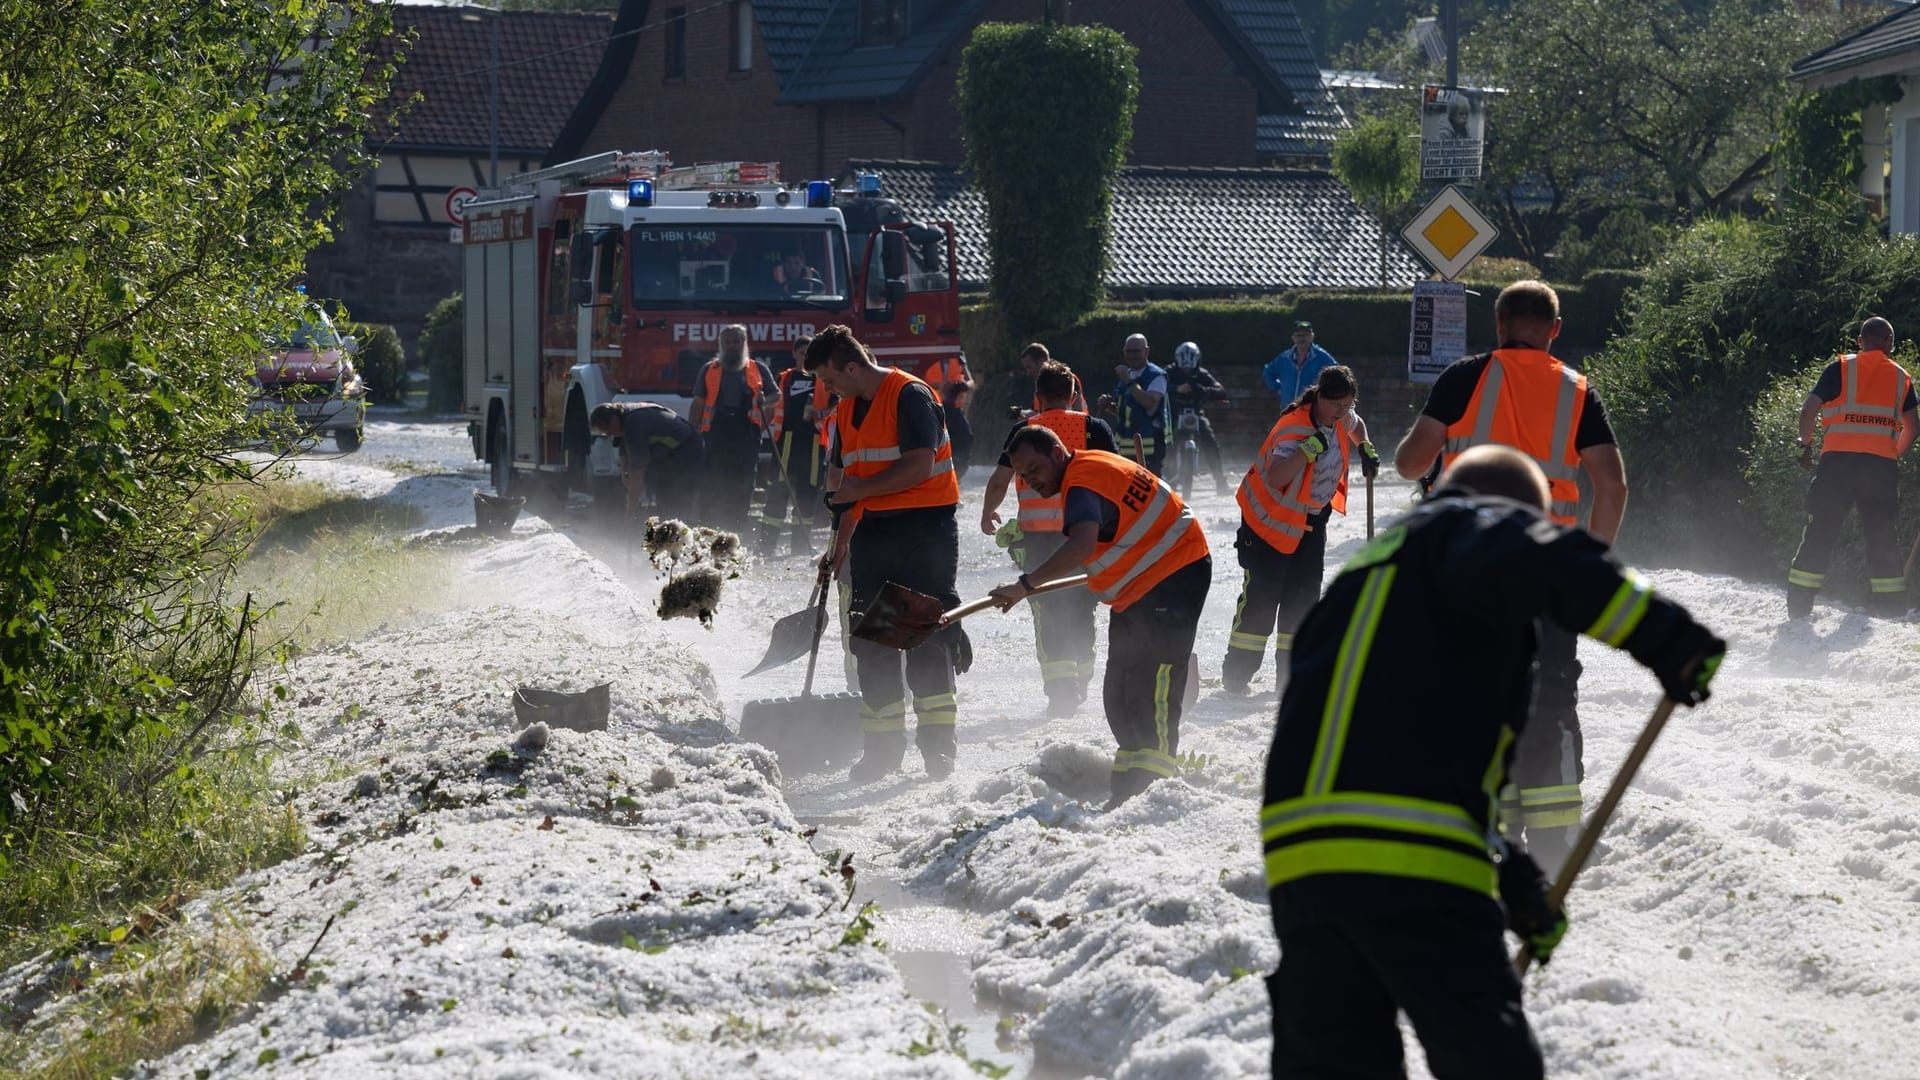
left=1497, top=839, right=1567, bottom=966
left=824, top=488, right=850, bottom=528
left=1651, top=622, right=1726, bottom=706
left=1359, top=440, right=1381, bottom=480
left=948, top=625, right=973, bottom=675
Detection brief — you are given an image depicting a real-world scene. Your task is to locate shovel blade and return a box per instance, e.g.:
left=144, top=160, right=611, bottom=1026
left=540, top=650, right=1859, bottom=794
left=740, top=691, right=863, bottom=774
left=746, top=605, right=823, bottom=677
left=849, top=581, right=949, bottom=651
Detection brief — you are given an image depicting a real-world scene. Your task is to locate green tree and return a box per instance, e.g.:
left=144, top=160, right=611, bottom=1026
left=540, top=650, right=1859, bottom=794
left=0, top=1, right=393, bottom=842
left=956, top=21, right=1140, bottom=342
left=1331, top=113, right=1419, bottom=286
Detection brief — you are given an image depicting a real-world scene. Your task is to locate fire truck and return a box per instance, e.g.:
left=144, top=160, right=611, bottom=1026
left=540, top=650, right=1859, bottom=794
left=459, top=150, right=966, bottom=500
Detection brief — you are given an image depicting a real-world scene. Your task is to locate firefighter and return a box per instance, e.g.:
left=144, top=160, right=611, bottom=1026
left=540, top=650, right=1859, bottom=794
left=1788, top=316, right=1919, bottom=619
left=1166, top=340, right=1233, bottom=495
left=1262, top=445, right=1724, bottom=1080
left=588, top=401, right=704, bottom=523
left=1098, top=333, right=1170, bottom=475
left=979, top=361, right=1118, bottom=716
left=990, top=428, right=1212, bottom=809
left=688, top=324, right=776, bottom=534
left=759, top=334, right=833, bottom=557
left=1222, top=365, right=1377, bottom=697
left=1020, top=343, right=1087, bottom=413
left=812, top=325, right=967, bottom=781
left=1391, top=280, right=1627, bottom=873
left=928, top=356, right=976, bottom=481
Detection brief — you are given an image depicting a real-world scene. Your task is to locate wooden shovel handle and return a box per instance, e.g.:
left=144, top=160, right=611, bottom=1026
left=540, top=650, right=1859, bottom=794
left=941, top=574, right=1092, bottom=625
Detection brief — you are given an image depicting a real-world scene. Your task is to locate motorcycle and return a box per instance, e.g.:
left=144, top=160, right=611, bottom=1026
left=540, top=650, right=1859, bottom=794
left=1168, top=396, right=1229, bottom=498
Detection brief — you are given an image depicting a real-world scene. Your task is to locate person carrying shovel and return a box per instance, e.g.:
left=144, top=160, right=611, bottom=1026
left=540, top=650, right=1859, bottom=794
left=989, top=427, right=1212, bottom=810
left=1259, top=445, right=1723, bottom=1080
left=810, top=325, right=966, bottom=782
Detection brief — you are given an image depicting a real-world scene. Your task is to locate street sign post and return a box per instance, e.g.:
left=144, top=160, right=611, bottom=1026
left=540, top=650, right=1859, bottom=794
left=1401, top=185, right=1498, bottom=281
left=1408, top=281, right=1469, bottom=385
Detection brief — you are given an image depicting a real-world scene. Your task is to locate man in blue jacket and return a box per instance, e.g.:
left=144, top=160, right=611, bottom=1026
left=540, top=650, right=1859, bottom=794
left=1264, top=321, right=1337, bottom=407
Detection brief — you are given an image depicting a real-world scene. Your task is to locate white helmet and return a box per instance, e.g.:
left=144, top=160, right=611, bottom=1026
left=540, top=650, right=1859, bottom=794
left=1174, top=341, right=1201, bottom=369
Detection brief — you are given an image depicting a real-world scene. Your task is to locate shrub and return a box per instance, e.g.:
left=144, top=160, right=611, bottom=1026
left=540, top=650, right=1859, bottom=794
left=421, top=292, right=465, bottom=413
left=1551, top=207, right=1668, bottom=282
left=348, top=321, right=407, bottom=405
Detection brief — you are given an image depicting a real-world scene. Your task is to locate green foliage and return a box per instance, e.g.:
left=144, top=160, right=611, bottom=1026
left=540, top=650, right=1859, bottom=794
left=1778, top=77, right=1904, bottom=203
left=957, top=22, right=1140, bottom=342
left=1551, top=208, right=1669, bottom=282
left=0, top=0, right=392, bottom=852
left=421, top=292, right=466, bottom=413
left=348, top=322, right=408, bottom=405
left=1331, top=114, right=1420, bottom=287
left=1587, top=200, right=1920, bottom=568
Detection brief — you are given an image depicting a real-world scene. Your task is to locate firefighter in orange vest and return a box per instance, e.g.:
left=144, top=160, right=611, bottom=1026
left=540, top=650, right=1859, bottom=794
left=991, top=430, right=1212, bottom=810
left=1222, top=365, right=1376, bottom=696
left=980, top=361, right=1120, bottom=715
left=927, top=356, right=976, bottom=481
left=759, top=334, right=834, bottom=557
left=688, top=323, right=775, bottom=533
left=1019, top=343, right=1088, bottom=414
left=1789, top=316, right=1919, bottom=619
left=812, top=325, right=967, bottom=781
left=1392, top=279, right=1627, bottom=873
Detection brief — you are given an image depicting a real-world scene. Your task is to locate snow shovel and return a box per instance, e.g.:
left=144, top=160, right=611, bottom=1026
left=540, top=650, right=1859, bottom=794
left=1515, top=696, right=1679, bottom=978
left=852, top=575, right=1091, bottom=652
left=746, top=565, right=837, bottom=677
left=1365, top=474, right=1375, bottom=540
left=739, top=566, right=862, bottom=773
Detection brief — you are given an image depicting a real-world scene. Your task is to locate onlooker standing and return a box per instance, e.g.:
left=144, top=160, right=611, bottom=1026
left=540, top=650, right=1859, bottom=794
left=1099, top=332, right=1169, bottom=475
left=689, top=324, right=775, bottom=533
left=1263, top=320, right=1337, bottom=409
left=1021, top=343, right=1087, bottom=413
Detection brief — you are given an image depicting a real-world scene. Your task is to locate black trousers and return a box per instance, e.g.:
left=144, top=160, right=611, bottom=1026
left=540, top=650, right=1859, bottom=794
left=1789, top=451, right=1905, bottom=614
left=849, top=505, right=962, bottom=746
left=1010, top=530, right=1099, bottom=699
left=1104, top=555, right=1210, bottom=802
left=1223, top=513, right=1330, bottom=688
left=943, top=402, right=975, bottom=481
left=759, top=426, right=824, bottom=550
left=704, top=416, right=762, bottom=533
left=649, top=442, right=704, bottom=524
left=1268, top=887, right=1543, bottom=1080
left=1115, top=430, right=1167, bottom=478
left=1502, top=622, right=1584, bottom=852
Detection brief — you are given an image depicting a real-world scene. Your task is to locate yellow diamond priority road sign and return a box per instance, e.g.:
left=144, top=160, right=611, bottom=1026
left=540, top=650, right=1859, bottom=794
left=1401, top=185, right=1498, bottom=281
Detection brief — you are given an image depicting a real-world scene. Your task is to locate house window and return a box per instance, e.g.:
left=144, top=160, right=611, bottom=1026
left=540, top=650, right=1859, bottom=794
left=859, top=0, right=905, bottom=46
left=730, top=2, right=752, bottom=72
left=665, top=7, right=686, bottom=79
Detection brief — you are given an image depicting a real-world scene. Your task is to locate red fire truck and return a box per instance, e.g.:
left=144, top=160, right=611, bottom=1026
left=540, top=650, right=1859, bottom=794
left=460, top=151, right=965, bottom=500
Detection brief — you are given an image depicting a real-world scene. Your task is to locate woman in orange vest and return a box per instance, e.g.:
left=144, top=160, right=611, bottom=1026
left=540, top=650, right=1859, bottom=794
left=811, top=325, right=966, bottom=782
left=978, top=361, right=1120, bottom=715
left=1789, top=316, right=1920, bottom=619
left=1222, top=366, right=1377, bottom=697
left=990, top=427, right=1212, bottom=810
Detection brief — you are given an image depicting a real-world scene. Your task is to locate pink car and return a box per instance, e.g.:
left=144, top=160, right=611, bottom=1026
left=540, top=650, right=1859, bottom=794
left=250, top=306, right=367, bottom=450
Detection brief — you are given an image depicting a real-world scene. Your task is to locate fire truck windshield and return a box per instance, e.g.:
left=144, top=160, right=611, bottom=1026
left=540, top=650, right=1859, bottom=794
left=629, top=224, right=850, bottom=308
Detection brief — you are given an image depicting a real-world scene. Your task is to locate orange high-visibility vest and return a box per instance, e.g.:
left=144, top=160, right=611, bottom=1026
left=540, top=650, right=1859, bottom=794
left=1063, top=449, right=1210, bottom=612
left=1015, top=409, right=1091, bottom=533
left=836, top=368, right=960, bottom=513
left=770, top=368, right=831, bottom=443
left=1033, top=369, right=1089, bottom=413
left=1238, top=405, right=1351, bottom=554
left=1441, top=349, right=1587, bottom=526
left=697, top=359, right=771, bottom=433
left=1821, top=350, right=1912, bottom=459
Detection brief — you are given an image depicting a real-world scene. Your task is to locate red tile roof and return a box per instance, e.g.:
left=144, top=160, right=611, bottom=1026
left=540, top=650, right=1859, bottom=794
left=372, top=6, right=612, bottom=152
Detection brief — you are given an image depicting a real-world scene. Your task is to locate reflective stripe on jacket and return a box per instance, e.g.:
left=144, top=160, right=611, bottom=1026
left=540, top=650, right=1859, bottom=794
left=697, top=359, right=770, bottom=433
left=1821, top=350, right=1911, bottom=459
left=836, top=368, right=960, bottom=513
left=1016, top=409, right=1090, bottom=533
left=1237, top=405, right=1351, bottom=554
left=1441, top=349, right=1586, bottom=526
left=1064, top=449, right=1209, bottom=612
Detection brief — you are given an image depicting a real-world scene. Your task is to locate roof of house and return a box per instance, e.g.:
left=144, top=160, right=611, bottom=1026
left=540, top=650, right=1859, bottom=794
left=1216, top=0, right=1348, bottom=156
left=849, top=159, right=1421, bottom=293
left=774, top=0, right=989, bottom=104
left=1791, top=3, right=1920, bottom=89
left=372, top=6, right=612, bottom=152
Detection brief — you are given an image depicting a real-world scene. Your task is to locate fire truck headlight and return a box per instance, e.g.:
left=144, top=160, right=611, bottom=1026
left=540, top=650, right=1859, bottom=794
left=805, top=180, right=833, bottom=208
left=627, top=178, right=654, bottom=207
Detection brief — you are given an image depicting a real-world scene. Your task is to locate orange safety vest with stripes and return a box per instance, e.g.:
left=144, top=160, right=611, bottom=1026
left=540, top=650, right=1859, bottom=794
left=769, top=368, right=832, bottom=443
left=1440, top=349, right=1587, bottom=527
left=1821, top=350, right=1912, bottom=459
left=1015, top=409, right=1091, bottom=533
left=1032, top=370, right=1089, bottom=413
left=1238, top=405, right=1351, bottom=554
left=836, top=368, right=960, bottom=513
left=925, top=357, right=969, bottom=405
left=1063, top=449, right=1210, bottom=612
left=697, top=359, right=771, bottom=433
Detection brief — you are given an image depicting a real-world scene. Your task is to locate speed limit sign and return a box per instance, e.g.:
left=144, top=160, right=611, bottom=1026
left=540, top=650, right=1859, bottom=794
left=445, top=186, right=479, bottom=223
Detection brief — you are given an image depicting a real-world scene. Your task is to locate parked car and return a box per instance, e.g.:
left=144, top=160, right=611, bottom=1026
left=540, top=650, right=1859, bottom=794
left=250, top=305, right=367, bottom=451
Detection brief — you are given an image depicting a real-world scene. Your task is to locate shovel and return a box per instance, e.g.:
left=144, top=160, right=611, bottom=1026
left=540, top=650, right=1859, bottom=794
left=739, top=565, right=863, bottom=774
left=747, top=565, right=836, bottom=677
left=852, top=575, right=1091, bottom=652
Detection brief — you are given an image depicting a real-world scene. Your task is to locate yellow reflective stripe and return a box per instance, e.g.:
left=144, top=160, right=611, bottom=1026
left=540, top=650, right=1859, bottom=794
left=1260, top=792, right=1487, bottom=850
left=1263, top=838, right=1497, bottom=895
left=1229, top=631, right=1269, bottom=652
left=860, top=699, right=908, bottom=733
left=1116, top=748, right=1180, bottom=777
left=1586, top=570, right=1653, bottom=647
left=1481, top=725, right=1516, bottom=807
left=1040, top=660, right=1079, bottom=679
left=1273, top=632, right=1294, bottom=651
left=912, top=692, right=957, bottom=711
left=1519, top=784, right=1581, bottom=806
left=1153, top=662, right=1172, bottom=754
left=1787, top=567, right=1825, bottom=588
left=1871, top=577, right=1908, bottom=593
left=1305, top=566, right=1397, bottom=795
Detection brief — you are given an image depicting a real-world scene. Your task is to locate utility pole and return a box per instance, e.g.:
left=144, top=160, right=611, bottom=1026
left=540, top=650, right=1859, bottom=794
left=1444, top=0, right=1458, bottom=89
left=487, top=6, right=501, bottom=188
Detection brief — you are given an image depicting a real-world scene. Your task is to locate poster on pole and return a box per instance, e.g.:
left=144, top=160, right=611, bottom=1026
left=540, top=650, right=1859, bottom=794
left=1408, top=280, right=1469, bottom=385
left=1420, top=85, right=1485, bottom=182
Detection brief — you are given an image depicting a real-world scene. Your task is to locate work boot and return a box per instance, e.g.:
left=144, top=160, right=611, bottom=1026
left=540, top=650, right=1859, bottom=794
left=1220, top=678, right=1250, bottom=697
left=1045, top=688, right=1078, bottom=718
left=1786, top=583, right=1817, bottom=621
left=915, top=726, right=957, bottom=781
left=849, top=734, right=906, bottom=783
left=1104, top=769, right=1157, bottom=812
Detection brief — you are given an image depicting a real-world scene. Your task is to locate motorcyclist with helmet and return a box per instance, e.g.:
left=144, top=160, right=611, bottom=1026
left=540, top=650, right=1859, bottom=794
left=1167, top=340, right=1232, bottom=495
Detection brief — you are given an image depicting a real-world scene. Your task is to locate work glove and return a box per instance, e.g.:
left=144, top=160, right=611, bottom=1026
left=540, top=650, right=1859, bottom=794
left=1298, top=431, right=1329, bottom=462
left=1652, top=622, right=1726, bottom=706
left=948, top=625, right=974, bottom=675
left=994, top=519, right=1025, bottom=550
left=1359, top=440, right=1381, bottom=479
left=1497, top=839, right=1568, bottom=967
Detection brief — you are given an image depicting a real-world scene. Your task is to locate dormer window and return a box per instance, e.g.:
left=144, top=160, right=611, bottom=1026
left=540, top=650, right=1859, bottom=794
left=859, top=0, right=906, bottom=46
